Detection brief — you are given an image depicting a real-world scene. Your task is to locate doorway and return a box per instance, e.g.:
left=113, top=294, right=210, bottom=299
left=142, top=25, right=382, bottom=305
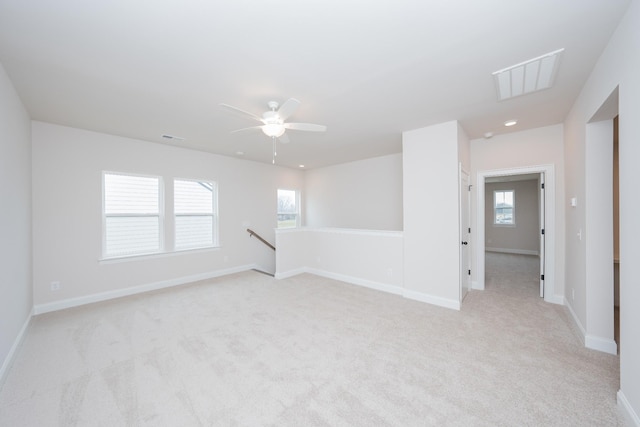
left=613, top=116, right=620, bottom=349
left=483, top=173, right=542, bottom=296
left=460, top=168, right=471, bottom=302
left=475, top=164, right=559, bottom=304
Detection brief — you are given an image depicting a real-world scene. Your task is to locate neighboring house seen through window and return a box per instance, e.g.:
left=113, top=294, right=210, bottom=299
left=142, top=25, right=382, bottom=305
left=277, top=189, right=299, bottom=228
left=494, top=189, right=515, bottom=225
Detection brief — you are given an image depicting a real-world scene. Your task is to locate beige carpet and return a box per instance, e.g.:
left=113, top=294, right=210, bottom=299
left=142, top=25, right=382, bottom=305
left=0, top=253, right=625, bottom=426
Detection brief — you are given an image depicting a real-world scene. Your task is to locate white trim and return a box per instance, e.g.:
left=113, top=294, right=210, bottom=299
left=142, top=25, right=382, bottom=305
left=99, top=245, right=221, bottom=263
left=618, top=390, right=640, bottom=427
left=33, top=265, right=256, bottom=315
left=305, top=268, right=404, bottom=296
left=275, top=268, right=307, bottom=280
left=544, top=293, right=564, bottom=305
left=476, top=164, right=557, bottom=301
left=278, top=266, right=460, bottom=311
left=279, top=227, right=402, bottom=238
left=486, top=247, right=539, bottom=256
left=565, top=298, right=587, bottom=344
left=585, top=335, right=617, bottom=355
left=565, top=297, right=616, bottom=353
left=403, top=289, right=461, bottom=311
left=0, top=309, right=33, bottom=387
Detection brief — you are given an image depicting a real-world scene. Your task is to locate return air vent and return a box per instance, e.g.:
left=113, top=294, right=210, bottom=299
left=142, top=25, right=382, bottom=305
left=493, top=48, right=564, bottom=101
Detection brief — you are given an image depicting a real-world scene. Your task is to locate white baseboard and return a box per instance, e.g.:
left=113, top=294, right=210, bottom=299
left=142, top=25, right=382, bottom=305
left=471, top=280, right=483, bottom=290
left=403, top=289, right=461, bottom=311
left=276, top=267, right=460, bottom=311
left=585, top=335, right=618, bottom=355
left=565, top=299, right=587, bottom=345
left=486, top=247, right=539, bottom=256
left=544, top=293, right=565, bottom=305
left=305, top=268, right=404, bottom=296
left=565, top=298, right=618, bottom=355
left=274, top=268, right=306, bottom=280
left=0, top=308, right=33, bottom=387
left=618, top=390, right=640, bottom=427
left=33, top=264, right=256, bottom=315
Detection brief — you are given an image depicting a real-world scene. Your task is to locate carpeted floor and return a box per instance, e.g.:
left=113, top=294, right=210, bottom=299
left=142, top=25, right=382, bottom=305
left=0, top=253, right=625, bottom=426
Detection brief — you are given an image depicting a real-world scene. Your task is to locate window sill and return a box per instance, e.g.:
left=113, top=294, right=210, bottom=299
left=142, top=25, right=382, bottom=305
left=99, top=246, right=221, bottom=264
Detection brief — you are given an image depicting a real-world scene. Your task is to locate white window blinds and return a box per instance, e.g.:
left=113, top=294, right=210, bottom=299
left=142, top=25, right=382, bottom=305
left=174, top=179, right=217, bottom=250
left=104, top=173, right=161, bottom=257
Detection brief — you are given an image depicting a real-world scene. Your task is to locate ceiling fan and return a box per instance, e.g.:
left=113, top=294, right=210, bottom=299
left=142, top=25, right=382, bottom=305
left=220, top=98, right=326, bottom=149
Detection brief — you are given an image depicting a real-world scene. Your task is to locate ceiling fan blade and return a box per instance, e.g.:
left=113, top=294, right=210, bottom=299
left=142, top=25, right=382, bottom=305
left=230, top=125, right=264, bottom=134
left=278, top=133, right=290, bottom=144
left=220, top=103, right=264, bottom=123
left=284, top=122, right=327, bottom=132
left=277, top=98, right=301, bottom=121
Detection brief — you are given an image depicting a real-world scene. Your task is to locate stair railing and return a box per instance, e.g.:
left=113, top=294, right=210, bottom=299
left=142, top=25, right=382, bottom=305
left=246, top=228, right=276, bottom=251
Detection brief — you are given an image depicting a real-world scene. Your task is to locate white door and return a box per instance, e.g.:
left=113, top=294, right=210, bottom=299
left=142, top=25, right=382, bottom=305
left=460, top=169, right=471, bottom=301
left=539, top=173, right=546, bottom=298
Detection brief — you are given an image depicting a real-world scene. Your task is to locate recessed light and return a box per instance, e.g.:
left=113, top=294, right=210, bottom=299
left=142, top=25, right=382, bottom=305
left=236, top=151, right=244, bottom=156
left=504, top=120, right=518, bottom=127
left=299, top=164, right=305, bottom=168
left=484, top=132, right=494, bottom=139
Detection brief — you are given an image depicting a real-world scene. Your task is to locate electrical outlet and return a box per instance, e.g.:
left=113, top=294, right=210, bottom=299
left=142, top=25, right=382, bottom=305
left=387, top=268, right=393, bottom=278
left=50, top=281, right=60, bottom=291
left=223, top=255, right=229, bottom=263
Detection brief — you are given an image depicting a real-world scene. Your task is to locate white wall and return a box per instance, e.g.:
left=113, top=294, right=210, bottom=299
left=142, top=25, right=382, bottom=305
left=470, top=124, right=565, bottom=298
left=485, top=180, right=539, bottom=254
left=304, top=154, right=403, bottom=231
left=403, top=121, right=462, bottom=309
left=0, top=63, right=32, bottom=382
left=31, top=122, right=303, bottom=311
left=276, top=228, right=403, bottom=295
left=585, top=120, right=615, bottom=353
left=564, top=0, right=640, bottom=422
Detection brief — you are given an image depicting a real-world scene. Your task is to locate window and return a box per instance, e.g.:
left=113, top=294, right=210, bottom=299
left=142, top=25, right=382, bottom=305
left=277, top=189, right=299, bottom=228
left=494, top=190, right=514, bottom=225
left=174, top=179, right=218, bottom=250
left=103, top=172, right=162, bottom=258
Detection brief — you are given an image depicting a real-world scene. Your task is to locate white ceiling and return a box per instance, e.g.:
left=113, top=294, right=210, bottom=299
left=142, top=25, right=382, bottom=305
left=0, top=0, right=630, bottom=169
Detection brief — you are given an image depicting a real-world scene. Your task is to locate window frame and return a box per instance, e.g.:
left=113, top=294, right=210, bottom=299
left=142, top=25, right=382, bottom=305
left=174, top=178, right=219, bottom=251
left=493, top=189, right=515, bottom=226
left=102, top=171, right=164, bottom=259
left=277, top=188, right=300, bottom=229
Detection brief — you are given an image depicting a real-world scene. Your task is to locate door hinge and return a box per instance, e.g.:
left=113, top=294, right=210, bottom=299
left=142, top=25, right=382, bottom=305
left=541, top=229, right=545, bottom=235
left=541, top=183, right=545, bottom=189
left=468, top=269, right=471, bottom=275
left=468, top=185, right=472, bottom=191
left=541, top=274, right=545, bottom=280
left=468, top=227, right=471, bottom=233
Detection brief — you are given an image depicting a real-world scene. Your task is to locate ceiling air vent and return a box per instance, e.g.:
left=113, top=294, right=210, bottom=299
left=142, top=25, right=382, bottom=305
left=493, top=48, right=564, bottom=101
left=161, top=134, right=185, bottom=141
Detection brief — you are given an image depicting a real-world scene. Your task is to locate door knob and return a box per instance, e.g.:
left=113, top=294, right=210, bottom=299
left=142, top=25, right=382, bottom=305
left=461, top=241, right=468, bottom=245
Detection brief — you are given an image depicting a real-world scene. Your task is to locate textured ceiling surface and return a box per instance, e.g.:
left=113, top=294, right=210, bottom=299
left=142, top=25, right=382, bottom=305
left=0, top=0, right=631, bottom=168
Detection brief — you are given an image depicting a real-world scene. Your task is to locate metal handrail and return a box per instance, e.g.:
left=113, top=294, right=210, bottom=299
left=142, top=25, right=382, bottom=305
left=247, top=228, right=275, bottom=251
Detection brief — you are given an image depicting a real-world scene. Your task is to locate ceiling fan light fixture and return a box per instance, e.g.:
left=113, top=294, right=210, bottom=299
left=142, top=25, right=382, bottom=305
left=262, top=123, right=286, bottom=138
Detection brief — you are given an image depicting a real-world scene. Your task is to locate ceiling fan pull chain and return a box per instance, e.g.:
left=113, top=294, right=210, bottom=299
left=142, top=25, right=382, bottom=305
left=272, top=136, right=277, bottom=164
